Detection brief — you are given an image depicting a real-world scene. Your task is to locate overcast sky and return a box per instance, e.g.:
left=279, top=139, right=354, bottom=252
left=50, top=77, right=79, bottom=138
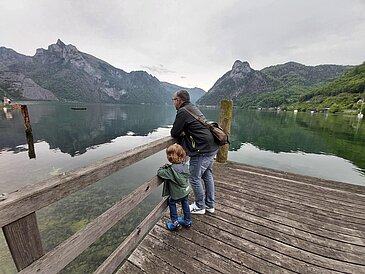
left=1, top=0, right=364, bottom=91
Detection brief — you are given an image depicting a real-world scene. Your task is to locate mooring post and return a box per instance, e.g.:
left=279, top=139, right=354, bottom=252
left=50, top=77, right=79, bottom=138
left=216, top=99, right=233, bottom=163
left=21, top=105, right=36, bottom=159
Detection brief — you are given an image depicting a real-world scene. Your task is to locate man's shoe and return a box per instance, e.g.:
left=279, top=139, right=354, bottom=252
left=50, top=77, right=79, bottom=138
left=189, top=202, right=205, bottom=214
left=178, top=217, right=192, bottom=228
left=206, top=206, right=215, bottom=213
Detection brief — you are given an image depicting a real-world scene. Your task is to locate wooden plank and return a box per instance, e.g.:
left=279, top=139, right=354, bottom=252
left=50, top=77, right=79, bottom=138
left=157, top=217, right=285, bottom=273
left=0, top=136, right=175, bottom=228
left=2, top=213, right=44, bottom=270
left=116, top=261, right=145, bottom=274
left=220, top=167, right=365, bottom=207
left=214, top=202, right=365, bottom=256
left=219, top=171, right=365, bottom=212
left=18, top=176, right=163, bottom=274
left=127, top=246, right=183, bottom=273
left=202, top=207, right=365, bottom=266
left=185, top=216, right=335, bottom=273
left=94, top=197, right=169, bottom=274
left=216, top=179, right=365, bottom=224
left=226, top=162, right=365, bottom=195
left=154, top=219, right=252, bottom=274
left=139, top=234, right=221, bottom=274
left=192, top=214, right=365, bottom=273
left=216, top=186, right=365, bottom=236
left=215, top=191, right=365, bottom=245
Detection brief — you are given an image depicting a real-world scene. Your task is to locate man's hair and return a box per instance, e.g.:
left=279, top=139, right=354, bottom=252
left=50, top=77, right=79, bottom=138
left=176, top=90, right=190, bottom=103
left=166, top=144, right=186, bottom=164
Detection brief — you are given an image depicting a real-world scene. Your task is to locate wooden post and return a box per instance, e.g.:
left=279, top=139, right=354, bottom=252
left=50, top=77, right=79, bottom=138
left=21, top=105, right=36, bottom=159
left=3, top=213, right=44, bottom=271
left=216, top=99, right=233, bottom=163
left=20, top=105, right=32, bottom=133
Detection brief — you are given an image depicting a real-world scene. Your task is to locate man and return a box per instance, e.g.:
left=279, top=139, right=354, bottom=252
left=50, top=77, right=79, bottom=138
left=171, top=90, right=218, bottom=214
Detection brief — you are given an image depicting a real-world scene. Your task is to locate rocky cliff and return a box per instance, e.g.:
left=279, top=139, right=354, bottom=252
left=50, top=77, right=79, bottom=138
left=0, top=40, right=181, bottom=103
left=197, top=60, right=351, bottom=106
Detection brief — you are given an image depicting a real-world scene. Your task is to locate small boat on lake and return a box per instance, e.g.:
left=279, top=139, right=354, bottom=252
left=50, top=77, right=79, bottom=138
left=71, top=107, right=87, bottom=110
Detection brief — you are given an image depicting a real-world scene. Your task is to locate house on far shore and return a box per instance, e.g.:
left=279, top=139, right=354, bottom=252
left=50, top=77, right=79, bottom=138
left=2, top=97, right=11, bottom=104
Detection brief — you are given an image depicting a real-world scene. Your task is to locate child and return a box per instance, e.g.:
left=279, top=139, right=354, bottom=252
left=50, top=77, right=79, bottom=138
left=157, top=143, right=192, bottom=231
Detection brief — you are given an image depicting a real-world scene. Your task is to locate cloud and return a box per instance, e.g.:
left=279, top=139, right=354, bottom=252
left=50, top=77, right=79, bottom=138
left=0, top=0, right=364, bottom=90
left=140, top=64, right=176, bottom=74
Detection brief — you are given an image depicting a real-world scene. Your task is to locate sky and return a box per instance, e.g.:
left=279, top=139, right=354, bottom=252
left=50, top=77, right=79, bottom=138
left=0, top=0, right=364, bottom=91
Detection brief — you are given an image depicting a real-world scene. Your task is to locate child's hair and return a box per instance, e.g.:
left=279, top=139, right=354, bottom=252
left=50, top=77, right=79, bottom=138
left=166, top=144, right=186, bottom=164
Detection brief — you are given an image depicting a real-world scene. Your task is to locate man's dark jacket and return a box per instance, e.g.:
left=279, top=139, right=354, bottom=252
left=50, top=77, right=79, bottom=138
left=171, top=102, right=218, bottom=156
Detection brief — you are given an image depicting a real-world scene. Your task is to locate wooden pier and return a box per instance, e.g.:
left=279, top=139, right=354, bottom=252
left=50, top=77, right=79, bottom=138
left=1, top=136, right=365, bottom=273
left=118, top=162, right=365, bottom=273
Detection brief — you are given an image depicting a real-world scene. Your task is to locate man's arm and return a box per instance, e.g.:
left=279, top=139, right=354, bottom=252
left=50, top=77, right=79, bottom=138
left=170, top=109, right=186, bottom=138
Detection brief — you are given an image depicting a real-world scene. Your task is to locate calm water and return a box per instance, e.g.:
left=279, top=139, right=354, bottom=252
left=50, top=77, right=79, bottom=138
left=1, top=102, right=364, bottom=273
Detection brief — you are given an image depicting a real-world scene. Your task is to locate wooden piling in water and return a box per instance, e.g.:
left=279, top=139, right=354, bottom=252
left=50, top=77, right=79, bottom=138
left=216, top=99, right=233, bottom=163
left=20, top=105, right=36, bottom=159
left=20, top=105, right=32, bottom=133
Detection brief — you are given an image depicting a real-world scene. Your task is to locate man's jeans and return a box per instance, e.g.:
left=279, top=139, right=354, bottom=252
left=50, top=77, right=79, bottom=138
left=189, top=151, right=217, bottom=209
left=169, top=195, right=190, bottom=222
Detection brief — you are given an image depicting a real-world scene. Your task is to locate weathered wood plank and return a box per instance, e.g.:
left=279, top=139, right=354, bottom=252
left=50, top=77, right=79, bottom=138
left=116, top=261, right=145, bottom=274
left=220, top=167, right=365, bottom=207
left=226, top=162, right=365, bottom=195
left=219, top=171, right=365, bottom=212
left=2, top=213, right=44, bottom=271
left=127, top=246, right=183, bottom=273
left=186, top=216, right=339, bottom=273
left=216, top=186, right=365, bottom=236
left=0, top=136, right=175, bottom=228
left=18, top=176, right=163, bottom=274
left=94, top=197, right=169, bottom=274
left=155, top=219, right=252, bottom=274
left=214, top=202, right=365, bottom=256
left=199, top=208, right=365, bottom=267
left=140, top=234, right=221, bottom=274
left=215, top=191, right=365, bottom=245
left=193, top=214, right=365, bottom=273
left=216, top=179, right=365, bottom=225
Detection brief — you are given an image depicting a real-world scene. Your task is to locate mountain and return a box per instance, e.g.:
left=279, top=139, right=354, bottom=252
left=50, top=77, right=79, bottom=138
left=293, top=61, right=365, bottom=112
left=0, top=40, right=200, bottom=104
left=160, top=82, right=205, bottom=103
left=197, top=60, right=278, bottom=105
left=197, top=60, right=352, bottom=107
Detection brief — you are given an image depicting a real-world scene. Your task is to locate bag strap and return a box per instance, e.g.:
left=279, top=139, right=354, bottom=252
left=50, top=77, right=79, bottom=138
left=183, top=106, right=212, bottom=129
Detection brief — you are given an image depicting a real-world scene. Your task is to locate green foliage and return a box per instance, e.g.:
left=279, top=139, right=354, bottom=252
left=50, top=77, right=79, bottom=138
left=329, top=103, right=340, bottom=113
left=292, top=62, right=365, bottom=112
left=236, top=62, right=355, bottom=110
left=239, top=85, right=310, bottom=109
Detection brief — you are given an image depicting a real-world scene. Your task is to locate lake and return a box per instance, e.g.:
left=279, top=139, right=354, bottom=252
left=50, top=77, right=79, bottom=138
left=1, top=101, right=364, bottom=273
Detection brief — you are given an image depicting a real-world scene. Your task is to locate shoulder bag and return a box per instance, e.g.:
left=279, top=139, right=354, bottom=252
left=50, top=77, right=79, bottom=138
left=184, top=106, right=230, bottom=146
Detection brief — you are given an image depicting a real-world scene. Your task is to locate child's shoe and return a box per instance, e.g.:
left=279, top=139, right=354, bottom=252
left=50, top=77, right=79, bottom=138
left=166, top=220, right=182, bottom=231
left=178, top=217, right=192, bottom=228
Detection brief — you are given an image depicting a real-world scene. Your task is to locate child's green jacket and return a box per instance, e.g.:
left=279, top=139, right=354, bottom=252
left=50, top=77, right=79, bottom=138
left=157, top=163, right=191, bottom=200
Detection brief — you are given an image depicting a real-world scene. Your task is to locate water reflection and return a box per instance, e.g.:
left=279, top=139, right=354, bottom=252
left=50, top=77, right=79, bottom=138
left=226, top=110, right=365, bottom=172
left=1, top=103, right=364, bottom=183
left=0, top=102, right=176, bottom=156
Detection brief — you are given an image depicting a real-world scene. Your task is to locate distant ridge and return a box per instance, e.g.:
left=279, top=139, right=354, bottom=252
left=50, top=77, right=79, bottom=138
left=160, top=82, right=205, bottom=103
left=197, top=60, right=352, bottom=107
left=0, top=39, right=205, bottom=103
